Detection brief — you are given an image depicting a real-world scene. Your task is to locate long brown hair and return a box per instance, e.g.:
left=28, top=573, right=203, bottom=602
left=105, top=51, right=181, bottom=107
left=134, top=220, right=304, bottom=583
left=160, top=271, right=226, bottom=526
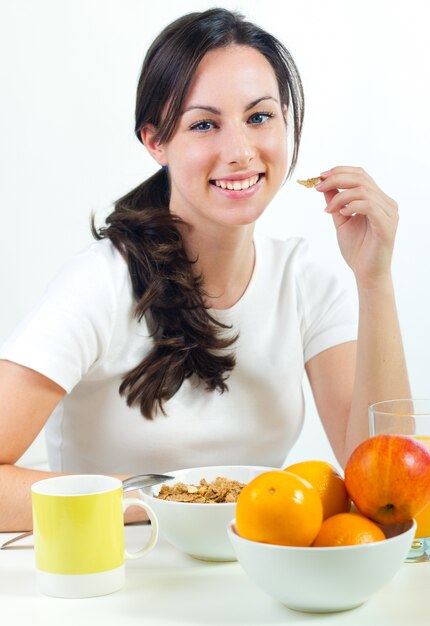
left=93, top=8, right=304, bottom=419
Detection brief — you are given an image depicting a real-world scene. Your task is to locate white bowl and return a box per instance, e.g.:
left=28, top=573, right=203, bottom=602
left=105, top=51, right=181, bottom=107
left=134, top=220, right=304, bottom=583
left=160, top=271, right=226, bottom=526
left=141, top=465, right=275, bottom=561
left=228, top=519, right=416, bottom=612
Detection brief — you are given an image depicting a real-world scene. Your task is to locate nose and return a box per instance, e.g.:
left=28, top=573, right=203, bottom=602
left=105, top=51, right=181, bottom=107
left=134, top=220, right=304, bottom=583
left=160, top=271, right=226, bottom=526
left=223, top=124, right=255, bottom=166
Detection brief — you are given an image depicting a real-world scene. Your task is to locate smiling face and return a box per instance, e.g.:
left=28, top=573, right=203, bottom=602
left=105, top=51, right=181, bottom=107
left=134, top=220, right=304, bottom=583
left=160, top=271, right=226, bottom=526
left=143, top=45, right=289, bottom=232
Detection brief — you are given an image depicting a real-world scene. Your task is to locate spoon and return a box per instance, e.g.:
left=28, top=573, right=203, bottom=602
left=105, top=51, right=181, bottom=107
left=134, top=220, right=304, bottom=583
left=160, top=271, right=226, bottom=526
left=0, top=473, right=174, bottom=550
left=122, top=473, right=173, bottom=492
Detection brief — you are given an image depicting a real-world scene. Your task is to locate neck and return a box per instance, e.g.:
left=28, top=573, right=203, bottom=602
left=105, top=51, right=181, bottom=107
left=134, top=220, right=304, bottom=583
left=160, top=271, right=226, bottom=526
left=179, top=224, right=256, bottom=310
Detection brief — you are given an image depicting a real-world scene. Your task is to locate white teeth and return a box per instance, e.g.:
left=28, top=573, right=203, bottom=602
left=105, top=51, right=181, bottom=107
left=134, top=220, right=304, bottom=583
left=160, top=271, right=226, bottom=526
left=214, top=174, right=260, bottom=190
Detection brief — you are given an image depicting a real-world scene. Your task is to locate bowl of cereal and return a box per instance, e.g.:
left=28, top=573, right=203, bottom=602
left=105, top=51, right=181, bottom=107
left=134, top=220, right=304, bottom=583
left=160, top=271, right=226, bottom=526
left=141, top=465, right=275, bottom=561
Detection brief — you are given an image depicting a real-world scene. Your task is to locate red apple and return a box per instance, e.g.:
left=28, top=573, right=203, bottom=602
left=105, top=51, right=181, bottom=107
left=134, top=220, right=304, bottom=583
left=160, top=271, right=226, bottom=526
left=345, top=434, right=430, bottom=524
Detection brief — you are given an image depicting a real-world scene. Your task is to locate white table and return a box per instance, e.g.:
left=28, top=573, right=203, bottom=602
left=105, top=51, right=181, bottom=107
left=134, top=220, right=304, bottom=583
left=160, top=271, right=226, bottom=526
left=1, top=525, right=429, bottom=626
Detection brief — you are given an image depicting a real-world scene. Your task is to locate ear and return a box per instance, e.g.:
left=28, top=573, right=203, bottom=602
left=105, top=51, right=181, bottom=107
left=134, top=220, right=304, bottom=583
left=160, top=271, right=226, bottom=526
left=140, top=125, right=168, bottom=167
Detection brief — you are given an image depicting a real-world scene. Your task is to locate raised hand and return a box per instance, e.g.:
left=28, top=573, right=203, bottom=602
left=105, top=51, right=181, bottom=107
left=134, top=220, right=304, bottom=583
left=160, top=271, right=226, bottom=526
left=315, top=166, right=399, bottom=289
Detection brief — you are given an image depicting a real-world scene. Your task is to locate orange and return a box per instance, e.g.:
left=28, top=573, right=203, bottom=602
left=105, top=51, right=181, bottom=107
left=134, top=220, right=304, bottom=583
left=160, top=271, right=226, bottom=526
left=284, top=460, right=351, bottom=520
left=312, top=512, right=386, bottom=547
left=235, top=470, right=323, bottom=547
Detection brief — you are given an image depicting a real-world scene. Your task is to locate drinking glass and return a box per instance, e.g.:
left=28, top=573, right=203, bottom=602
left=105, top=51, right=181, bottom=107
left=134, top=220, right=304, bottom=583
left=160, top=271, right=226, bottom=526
left=369, top=399, right=430, bottom=563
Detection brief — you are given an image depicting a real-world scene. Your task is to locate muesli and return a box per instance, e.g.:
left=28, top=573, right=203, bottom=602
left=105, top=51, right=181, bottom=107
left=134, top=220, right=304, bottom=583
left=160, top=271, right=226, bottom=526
left=156, top=476, right=246, bottom=503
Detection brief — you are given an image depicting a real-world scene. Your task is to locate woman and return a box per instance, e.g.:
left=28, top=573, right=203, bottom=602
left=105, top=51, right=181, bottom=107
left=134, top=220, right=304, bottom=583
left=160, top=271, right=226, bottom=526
left=0, top=8, right=409, bottom=531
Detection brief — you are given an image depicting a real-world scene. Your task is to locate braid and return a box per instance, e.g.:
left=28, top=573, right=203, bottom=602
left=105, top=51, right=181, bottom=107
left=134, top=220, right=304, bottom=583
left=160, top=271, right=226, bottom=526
left=92, top=169, right=237, bottom=419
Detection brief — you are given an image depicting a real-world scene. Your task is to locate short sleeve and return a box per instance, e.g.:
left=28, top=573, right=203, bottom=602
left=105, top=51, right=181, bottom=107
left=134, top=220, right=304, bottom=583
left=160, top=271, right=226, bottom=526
left=0, top=244, right=117, bottom=392
left=295, top=241, right=357, bottom=363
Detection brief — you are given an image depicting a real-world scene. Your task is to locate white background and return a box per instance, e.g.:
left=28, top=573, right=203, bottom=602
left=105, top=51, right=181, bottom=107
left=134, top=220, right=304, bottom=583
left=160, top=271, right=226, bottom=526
left=1, top=0, right=429, bottom=469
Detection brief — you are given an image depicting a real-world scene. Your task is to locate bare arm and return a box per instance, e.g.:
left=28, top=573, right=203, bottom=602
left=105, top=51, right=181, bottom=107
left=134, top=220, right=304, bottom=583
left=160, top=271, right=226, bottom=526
left=345, top=279, right=410, bottom=460
left=307, top=279, right=410, bottom=468
left=0, top=360, right=67, bottom=530
left=0, top=360, right=144, bottom=531
left=305, top=341, right=355, bottom=467
left=306, top=166, right=410, bottom=468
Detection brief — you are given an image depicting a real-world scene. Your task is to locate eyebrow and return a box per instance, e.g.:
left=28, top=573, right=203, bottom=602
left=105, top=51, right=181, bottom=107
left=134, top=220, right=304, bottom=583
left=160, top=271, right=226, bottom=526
left=182, top=96, right=279, bottom=115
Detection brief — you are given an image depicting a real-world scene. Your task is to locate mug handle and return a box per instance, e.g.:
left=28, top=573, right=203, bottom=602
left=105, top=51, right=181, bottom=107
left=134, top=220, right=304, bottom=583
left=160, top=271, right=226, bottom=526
left=122, top=498, right=159, bottom=560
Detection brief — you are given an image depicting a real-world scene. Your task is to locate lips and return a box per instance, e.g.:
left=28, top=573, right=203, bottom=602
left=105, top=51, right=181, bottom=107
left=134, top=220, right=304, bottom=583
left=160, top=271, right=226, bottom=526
left=210, top=173, right=265, bottom=192
left=209, top=173, right=265, bottom=199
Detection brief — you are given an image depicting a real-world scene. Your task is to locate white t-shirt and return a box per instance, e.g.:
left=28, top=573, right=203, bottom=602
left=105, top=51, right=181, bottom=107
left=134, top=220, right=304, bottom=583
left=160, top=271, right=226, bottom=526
left=0, top=234, right=357, bottom=473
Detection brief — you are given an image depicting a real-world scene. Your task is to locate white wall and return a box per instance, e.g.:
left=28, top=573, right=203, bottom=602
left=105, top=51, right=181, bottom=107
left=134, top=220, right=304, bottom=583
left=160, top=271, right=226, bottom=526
left=1, top=0, right=429, bottom=470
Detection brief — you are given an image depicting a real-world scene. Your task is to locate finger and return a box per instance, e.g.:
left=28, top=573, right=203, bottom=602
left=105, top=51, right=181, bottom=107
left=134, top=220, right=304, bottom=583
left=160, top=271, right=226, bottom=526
left=330, top=208, right=350, bottom=230
left=337, top=200, right=398, bottom=233
left=316, top=174, right=376, bottom=192
left=322, top=188, right=338, bottom=206
left=320, top=188, right=350, bottom=229
left=325, top=188, right=367, bottom=213
left=320, top=166, right=371, bottom=178
left=337, top=200, right=370, bottom=216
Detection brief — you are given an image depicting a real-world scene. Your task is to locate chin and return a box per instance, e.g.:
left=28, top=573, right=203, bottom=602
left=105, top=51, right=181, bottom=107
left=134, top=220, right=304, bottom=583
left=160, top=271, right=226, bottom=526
left=213, top=205, right=266, bottom=228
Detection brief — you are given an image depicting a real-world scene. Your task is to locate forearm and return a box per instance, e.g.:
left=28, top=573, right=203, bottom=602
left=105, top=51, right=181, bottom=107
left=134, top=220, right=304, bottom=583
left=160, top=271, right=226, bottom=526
left=0, top=465, right=145, bottom=532
left=344, top=277, right=410, bottom=461
left=0, top=464, right=65, bottom=531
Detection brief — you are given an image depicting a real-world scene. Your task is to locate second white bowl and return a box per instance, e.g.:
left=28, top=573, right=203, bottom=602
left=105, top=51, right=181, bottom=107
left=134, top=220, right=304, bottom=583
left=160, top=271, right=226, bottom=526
left=228, top=518, right=416, bottom=612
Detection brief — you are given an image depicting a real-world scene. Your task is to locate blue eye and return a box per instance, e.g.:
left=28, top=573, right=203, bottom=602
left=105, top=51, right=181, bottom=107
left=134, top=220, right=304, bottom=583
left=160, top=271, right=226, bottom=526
left=190, top=120, right=216, bottom=132
left=249, top=111, right=274, bottom=125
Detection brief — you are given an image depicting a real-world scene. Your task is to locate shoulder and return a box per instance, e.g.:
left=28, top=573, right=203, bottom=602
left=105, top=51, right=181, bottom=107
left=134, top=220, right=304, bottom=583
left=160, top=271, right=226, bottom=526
left=0, top=239, right=131, bottom=389
left=24, top=238, right=135, bottom=326
left=66, top=238, right=127, bottom=277
left=55, top=239, right=130, bottom=296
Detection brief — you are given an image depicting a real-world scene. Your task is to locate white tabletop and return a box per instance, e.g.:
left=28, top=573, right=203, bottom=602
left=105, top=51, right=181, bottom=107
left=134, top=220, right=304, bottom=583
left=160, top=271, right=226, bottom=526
left=1, top=525, right=429, bottom=626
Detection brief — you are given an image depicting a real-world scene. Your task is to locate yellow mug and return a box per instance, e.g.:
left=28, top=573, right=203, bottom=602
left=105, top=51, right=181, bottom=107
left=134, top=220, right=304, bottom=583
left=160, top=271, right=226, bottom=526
left=31, top=474, right=158, bottom=598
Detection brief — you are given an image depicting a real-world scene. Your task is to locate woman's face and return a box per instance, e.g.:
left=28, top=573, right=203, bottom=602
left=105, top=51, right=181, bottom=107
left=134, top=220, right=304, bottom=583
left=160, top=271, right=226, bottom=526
left=154, top=45, right=289, bottom=231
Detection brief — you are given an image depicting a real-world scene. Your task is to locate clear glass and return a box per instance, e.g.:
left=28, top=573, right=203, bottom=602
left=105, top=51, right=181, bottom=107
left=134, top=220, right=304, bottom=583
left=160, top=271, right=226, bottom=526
left=369, top=399, right=430, bottom=563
